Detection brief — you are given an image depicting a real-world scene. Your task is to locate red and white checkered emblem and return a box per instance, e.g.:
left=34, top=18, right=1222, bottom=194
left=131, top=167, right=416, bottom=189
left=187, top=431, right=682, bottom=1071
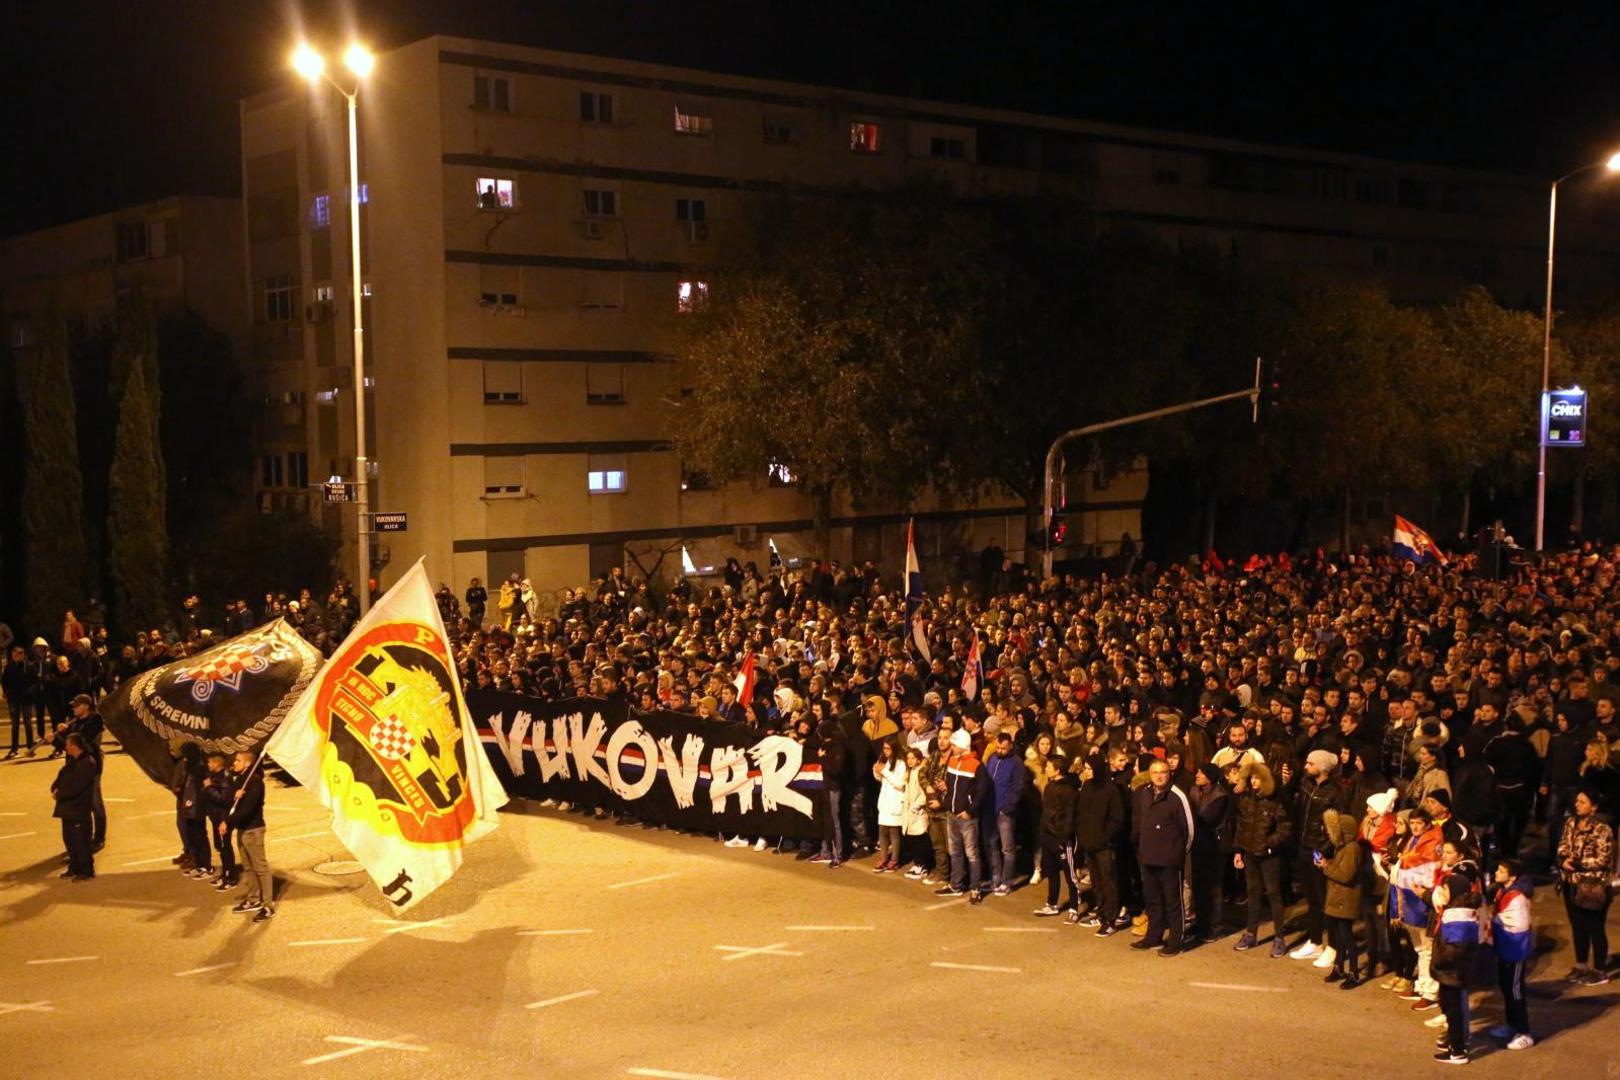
left=369, top=715, right=417, bottom=761
left=174, top=643, right=271, bottom=703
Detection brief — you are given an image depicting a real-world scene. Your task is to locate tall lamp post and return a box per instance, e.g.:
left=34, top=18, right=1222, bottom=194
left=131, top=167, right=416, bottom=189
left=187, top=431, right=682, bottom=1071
left=1536, top=150, right=1620, bottom=552
left=294, top=42, right=376, bottom=614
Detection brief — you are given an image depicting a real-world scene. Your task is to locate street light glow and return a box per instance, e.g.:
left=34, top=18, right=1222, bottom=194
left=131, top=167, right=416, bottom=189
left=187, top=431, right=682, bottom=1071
left=343, top=43, right=375, bottom=78
left=292, top=42, right=325, bottom=81
left=1607, top=151, right=1620, bottom=173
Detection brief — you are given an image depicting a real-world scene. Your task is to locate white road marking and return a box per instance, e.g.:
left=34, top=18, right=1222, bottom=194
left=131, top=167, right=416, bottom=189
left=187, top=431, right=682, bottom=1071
left=627, top=1070, right=727, bottom=1080
left=983, top=927, right=1057, bottom=933
left=517, top=928, right=594, bottom=937
left=123, top=854, right=181, bottom=867
left=175, top=963, right=235, bottom=977
left=301, top=1036, right=427, bottom=1067
left=289, top=938, right=369, bottom=948
left=0, top=832, right=37, bottom=841
left=0, top=811, right=27, bottom=816
left=607, top=872, right=677, bottom=890
left=930, top=961, right=1022, bottom=974
left=102, top=797, right=135, bottom=803
left=713, top=942, right=802, bottom=962
left=525, top=988, right=600, bottom=1010
left=126, top=810, right=176, bottom=820
left=375, top=918, right=452, bottom=935
left=0, top=1001, right=54, bottom=1016
left=26, top=956, right=99, bottom=966
left=785, top=925, right=874, bottom=932
left=1188, top=981, right=1288, bottom=993
left=922, top=897, right=965, bottom=910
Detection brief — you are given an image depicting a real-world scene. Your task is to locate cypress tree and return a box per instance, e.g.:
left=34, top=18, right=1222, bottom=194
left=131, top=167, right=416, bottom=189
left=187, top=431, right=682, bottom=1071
left=108, top=357, right=170, bottom=637
left=16, top=316, right=88, bottom=637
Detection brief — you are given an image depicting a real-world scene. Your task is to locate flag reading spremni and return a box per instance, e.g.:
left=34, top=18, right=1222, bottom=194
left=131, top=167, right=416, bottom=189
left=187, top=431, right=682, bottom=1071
left=264, top=560, right=507, bottom=912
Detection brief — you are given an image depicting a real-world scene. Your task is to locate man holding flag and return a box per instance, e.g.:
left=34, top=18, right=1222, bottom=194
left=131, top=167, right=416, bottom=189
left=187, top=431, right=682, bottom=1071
left=1392, top=515, right=1448, bottom=566
left=263, top=560, right=507, bottom=914
left=905, top=519, right=931, bottom=663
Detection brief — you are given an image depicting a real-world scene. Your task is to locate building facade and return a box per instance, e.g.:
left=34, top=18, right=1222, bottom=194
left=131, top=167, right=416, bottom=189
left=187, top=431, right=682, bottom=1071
left=238, top=36, right=1620, bottom=605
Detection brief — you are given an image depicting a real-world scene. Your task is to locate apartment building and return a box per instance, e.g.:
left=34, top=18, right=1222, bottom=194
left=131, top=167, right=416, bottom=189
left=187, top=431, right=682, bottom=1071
left=1, top=195, right=246, bottom=359
left=238, top=35, right=1620, bottom=601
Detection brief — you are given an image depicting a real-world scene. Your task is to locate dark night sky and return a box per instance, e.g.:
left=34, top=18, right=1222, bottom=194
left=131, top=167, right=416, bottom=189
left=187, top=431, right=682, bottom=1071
left=7, top=0, right=1620, bottom=237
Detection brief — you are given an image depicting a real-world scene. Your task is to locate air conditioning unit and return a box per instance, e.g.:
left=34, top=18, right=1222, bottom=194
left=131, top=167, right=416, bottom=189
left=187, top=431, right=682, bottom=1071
left=581, top=219, right=606, bottom=240
left=305, top=300, right=333, bottom=323
left=734, top=525, right=758, bottom=545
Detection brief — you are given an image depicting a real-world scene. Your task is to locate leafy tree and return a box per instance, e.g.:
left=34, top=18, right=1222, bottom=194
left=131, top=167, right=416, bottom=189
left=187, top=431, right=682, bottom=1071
left=15, top=315, right=88, bottom=636
left=1555, top=309, right=1620, bottom=538
left=671, top=186, right=988, bottom=551
left=108, top=358, right=170, bottom=637
left=189, top=506, right=337, bottom=605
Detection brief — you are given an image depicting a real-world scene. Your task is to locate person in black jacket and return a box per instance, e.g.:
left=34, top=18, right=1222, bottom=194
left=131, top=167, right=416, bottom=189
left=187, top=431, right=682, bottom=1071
left=1075, top=753, right=1126, bottom=935
left=1130, top=759, right=1194, bottom=955
left=1032, top=759, right=1080, bottom=917
left=3, top=644, right=36, bottom=757
left=51, top=734, right=97, bottom=880
left=226, top=750, right=275, bottom=920
left=177, top=743, right=213, bottom=878
left=815, top=719, right=848, bottom=866
left=1188, top=763, right=1233, bottom=943
left=201, top=752, right=239, bottom=889
left=56, top=695, right=106, bottom=850
left=1483, top=716, right=1539, bottom=861
left=1287, top=749, right=1347, bottom=961
left=1232, top=760, right=1293, bottom=955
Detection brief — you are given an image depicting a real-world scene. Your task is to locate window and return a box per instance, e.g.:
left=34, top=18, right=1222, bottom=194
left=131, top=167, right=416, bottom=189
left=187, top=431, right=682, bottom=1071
left=587, top=465, right=627, bottom=493
left=483, top=361, right=523, bottom=404
left=675, top=198, right=707, bottom=223
left=586, top=363, right=625, bottom=404
left=1312, top=169, right=1350, bottom=200
left=261, top=454, right=285, bottom=488
left=763, top=119, right=797, bottom=144
left=473, top=74, right=512, bottom=112
left=313, top=283, right=335, bottom=302
left=1354, top=176, right=1391, bottom=204
left=849, top=121, right=881, bottom=153
left=148, top=218, right=174, bottom=258
left=480, top=289, right=519, bottom=306
left=580, top=90, right=614, bottom=123
left=311, top=194, right=331, bottom=229
left=479, top=264, right=520, bottom=307
left=929, top=136, right=966, bottom=160
left=116, top=221, right=148, bottom=262
left=680, top=464, right=714, bottom=491
left=287, top=451, right=309, bottom=489
left=263, top=275, right=296, bottom=322
left=674, top=105, right=713, bottom=136
left=315, top=388, right=339, bottom=404
left=483, top=456, right=525, bottom=497
left=582, top=188, right=618, bottom=217
left=676, top=280, right=708, bottom=313
left=581, top=272, right=623, bottom=310
left=476, top=177, right=515, bottom=210
left=768, top=461, right=797, bottom=486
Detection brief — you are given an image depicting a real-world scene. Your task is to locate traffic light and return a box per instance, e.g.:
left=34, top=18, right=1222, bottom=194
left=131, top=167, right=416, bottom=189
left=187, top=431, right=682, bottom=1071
left=1256, top=357, right=1283, bottom=423
left=1049, top=515, right=1068, bottom=547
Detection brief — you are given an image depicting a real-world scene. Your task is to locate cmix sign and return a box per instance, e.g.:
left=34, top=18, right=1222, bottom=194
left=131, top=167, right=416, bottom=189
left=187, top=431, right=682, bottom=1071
left=1542, top=387, right=1587, bottom=448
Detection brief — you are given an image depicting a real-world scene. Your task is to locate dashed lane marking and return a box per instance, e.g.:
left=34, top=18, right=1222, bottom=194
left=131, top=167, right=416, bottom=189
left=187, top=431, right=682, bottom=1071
left=0, top=1002, right=54, bottom=1016
left=517, top=928, right=594, bottom=937
left=25, top=956, right=99, bottom=966
left=983, top=926, right=1058, bottom=933
left=175, top=963, right=236, bottom=977
left=713, top=942, right=802, bottom=962
left=0, top=832, right=38, bottom=841
left=607, top=872, right=677, bottom=890
left=785, top=925, right=874, bottom=931
left=375, top=918, right=453, bottom=935
left=627, top=1070, right=727, bottom=1080
left=1188, top=981, right=1288, bottom=993
left=525, top=988, right=600, bottom=1010
left=930, top=961, right=1022, bottom=974
left=301, top=1036, right=427, bottom=1067
left=288, top=938, right=369, bottom=948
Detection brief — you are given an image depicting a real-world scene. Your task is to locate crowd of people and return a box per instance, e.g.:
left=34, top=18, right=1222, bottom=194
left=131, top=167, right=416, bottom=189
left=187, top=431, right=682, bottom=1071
left=7, top=542, right=1620, bottom=1063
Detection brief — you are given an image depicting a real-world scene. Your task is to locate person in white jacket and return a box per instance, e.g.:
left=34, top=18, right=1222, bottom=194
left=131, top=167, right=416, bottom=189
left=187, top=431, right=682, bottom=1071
left=873, top=741, right=908, bottom=873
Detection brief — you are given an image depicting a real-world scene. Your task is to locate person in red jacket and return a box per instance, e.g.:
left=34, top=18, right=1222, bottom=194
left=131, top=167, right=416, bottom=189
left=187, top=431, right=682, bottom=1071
left=934, top=727, right=986, bottom=903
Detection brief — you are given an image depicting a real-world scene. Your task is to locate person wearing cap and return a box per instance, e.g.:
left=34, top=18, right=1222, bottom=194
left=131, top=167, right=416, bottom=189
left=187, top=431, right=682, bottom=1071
left=1288, top=748, right=1347, bottom=964
left=53, top=694, right=107, bottom=850
left=934, top=727, right=986, bottom=903
left=51, top=732, right=97, bottom=881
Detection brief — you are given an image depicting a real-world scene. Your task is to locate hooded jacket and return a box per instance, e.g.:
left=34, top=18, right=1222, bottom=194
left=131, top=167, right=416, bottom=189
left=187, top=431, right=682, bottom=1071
left=945, top=747, right=986, bottom=817
left=1233, top=762, right=1292, bottom=857
left=1039, top=772, right=1081, bottom=849
left=1430, top=861, right=1484, bottom=986
left=1320, top=809, right=1366, bottom=919
left=1075, top=762, right=1126, bottom=852
left=1293, top=771, right=1347, bottom=852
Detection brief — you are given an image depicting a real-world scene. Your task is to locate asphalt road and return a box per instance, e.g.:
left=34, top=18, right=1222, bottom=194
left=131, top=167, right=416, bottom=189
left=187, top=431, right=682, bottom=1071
left=1, top=748, right=1616, bottom=1079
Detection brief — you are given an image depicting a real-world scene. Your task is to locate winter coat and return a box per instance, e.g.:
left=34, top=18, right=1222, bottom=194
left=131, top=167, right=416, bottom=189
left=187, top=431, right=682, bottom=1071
left=983, top=749, right=1027, bottom=819
left=1189, top=781, right=1233, bottom=856
left=1040, top=773, right=1081, bottom=849
left=1293, top=773, right=1347, bottom=852
left=945, top=749, right=986, bottom=817
left=1450, top=758, right=1498, bottom=827
left=1320, top=809, right=1365, bottom=919
left=1402, top=761, right=1451, bottom=809
left=876, top=759, right=907, bottom=827
left=901, top=766, right=929, bottom=836
left=51, top=753, right=97, bottom=819
left=226, top=768, right=266, bottom=831
left=1233, top=763, right=1292, bottom=857
left=1430, top=864, right=1484, bottom=987
left=1132, top=782, right=1193, bottom=868
left=1075, top=774, right=1125, bottom=852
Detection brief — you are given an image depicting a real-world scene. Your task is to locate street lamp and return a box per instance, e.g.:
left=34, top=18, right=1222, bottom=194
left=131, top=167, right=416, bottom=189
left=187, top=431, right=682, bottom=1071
left=292, top=41, right=375, bottom=614
left=1536, top=151, right=1620, bottom=552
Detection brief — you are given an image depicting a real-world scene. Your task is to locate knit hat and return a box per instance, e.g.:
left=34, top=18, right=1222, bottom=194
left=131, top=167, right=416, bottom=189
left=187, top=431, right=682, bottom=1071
left=1424, top=787, right=1452, bottom=810
left=950, top=728, right=971, bottom=751
left=1196, top=763, right=1224, bottom=788
left=1306, top=749, right=1339, bottom=774
left=1366, top=788, right=1398, bottom=817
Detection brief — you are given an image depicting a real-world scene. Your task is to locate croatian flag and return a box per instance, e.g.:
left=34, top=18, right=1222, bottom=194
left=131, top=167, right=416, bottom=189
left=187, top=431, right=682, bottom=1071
left=1392, top=515, right=1448, bottom=565
left=962, top=632, right=981, bottom=701
left=905, top=519, right=931, bottom=662
left=732, top=651, right=756, bottom=707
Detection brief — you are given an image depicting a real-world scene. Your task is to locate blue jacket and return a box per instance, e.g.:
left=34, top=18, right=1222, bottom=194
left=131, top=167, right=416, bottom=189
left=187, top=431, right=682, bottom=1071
left=983, top=750, right=1027, bottom=818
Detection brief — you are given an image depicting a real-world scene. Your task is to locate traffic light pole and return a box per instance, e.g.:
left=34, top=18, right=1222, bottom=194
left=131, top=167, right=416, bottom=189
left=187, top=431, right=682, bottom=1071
left=1040, top=363, right=1262, bottom=581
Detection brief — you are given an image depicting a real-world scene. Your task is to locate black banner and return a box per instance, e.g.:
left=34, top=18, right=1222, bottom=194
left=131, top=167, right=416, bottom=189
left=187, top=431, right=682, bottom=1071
left=102, top=619, right=324, bottom=786
left=471, top=691, right=824, bottom=838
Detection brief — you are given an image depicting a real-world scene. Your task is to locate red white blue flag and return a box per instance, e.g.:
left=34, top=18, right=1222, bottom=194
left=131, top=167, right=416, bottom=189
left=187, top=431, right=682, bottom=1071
left=962, top=632, right=981, bottom=701
left=1392, top=515, right=1448, bottom=565
left=905, top=519, right=931, bottom=662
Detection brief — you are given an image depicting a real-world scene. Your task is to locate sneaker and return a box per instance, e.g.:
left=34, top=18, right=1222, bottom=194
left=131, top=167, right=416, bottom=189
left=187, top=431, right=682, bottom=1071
left=1233, top=932, right=1258, bottom=952
left=171, top=854, right=187, bottom=865
left=1565, top=965, right=1590, bottom=982
left=1289, top=941, right=1322, bottom=961
left=70, top=873, right=94, bottom=882
left=922, top=876, right=940, bottom=885
left=58, top=870, right=76, bottom=879
left=538, top=798, right=557, bottom=808
left=1425, top=1013, right=1450, bottom=1029
left=934, top=886, right=964, bottom=896
left=1379, top=975, right=1400, bottom=991
left=2, top=751, right=16, bottom=761
left=1390, top=978, right=1414, bottom=994
left=905, top=866, right=926, bottom=880
left=1095, top=925, right=1117, bottom=938
left=794, top=851, right=814, bottom=861
left=1312, top=946, right=1338, bottom=969
left=1129, top=939, right=1159, bottom=951
left=872, top=863, right=890, bottom=875
left=993, top=884, right=1010, bottom=897
left=1412, top=998, right=1439, bottom=1012
left=555, top=802, right=571, bottom=812
left=1339, top=975, right=1362, bottom=990
left=214, top=879, right=231, bottom=892
left=827, top=859, right=842, bottom=869
left=1065, top=910, right=1081, bottom=925
left=1269, top=938, right=1289, bottom=958
left=1113, top=914, right=1132, bottom=929
left=1132, top=913, right=1149, bottom=927
left=1323, top=969, right=1344, bottom=984
left=808, top=854, right=830, bottom=864
left=967, top=891, right=983, bottom=905
left=753, top=838, right=767, bottom=852
left=1432, top=1050, right=1468, bottom=1065
left=1505, top=1034, right=1534, bottom=1051
left=724, top=837, right=748, bottom=848
left=1159, top=944, right=1180, bottom=957
left=1033, top=903, right=1062, bottom=917
left=1079, top=914, right=1102, bottom=928
left=252, top=906, right=275, bottom=922
left=1580, top=970, right=1611, bottom=986
left=232, top=899, right=262, bottom=914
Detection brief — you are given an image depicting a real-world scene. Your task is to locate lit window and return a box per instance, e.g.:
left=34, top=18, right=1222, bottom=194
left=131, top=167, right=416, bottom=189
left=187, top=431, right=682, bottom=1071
left=588, top=469, right=626, bottom=493
left=850, top=121, right=881, bottom=153
left=768, top=461, right=796, bottom=486
left=315, top=388, right=339, bottom=404
left=929, top=137, right=966, bottom=160
left=681, top=546, right=699, bottom=575
left=582, top=189, right=618, bottom=217
left=474, top=74, right=512, bottom=112
left=311, top=194, right=331, bottom=229
left=676, top=280, right=708, bottom=313
left=476, top=178, right=515, bottom=210
left=674, top=105, right=713, bottom=136
left=313, top=283, right=335, bottom=302
left=579, top=90, right=614, bottom=123
left=263, top=275, right=296, bottom=322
